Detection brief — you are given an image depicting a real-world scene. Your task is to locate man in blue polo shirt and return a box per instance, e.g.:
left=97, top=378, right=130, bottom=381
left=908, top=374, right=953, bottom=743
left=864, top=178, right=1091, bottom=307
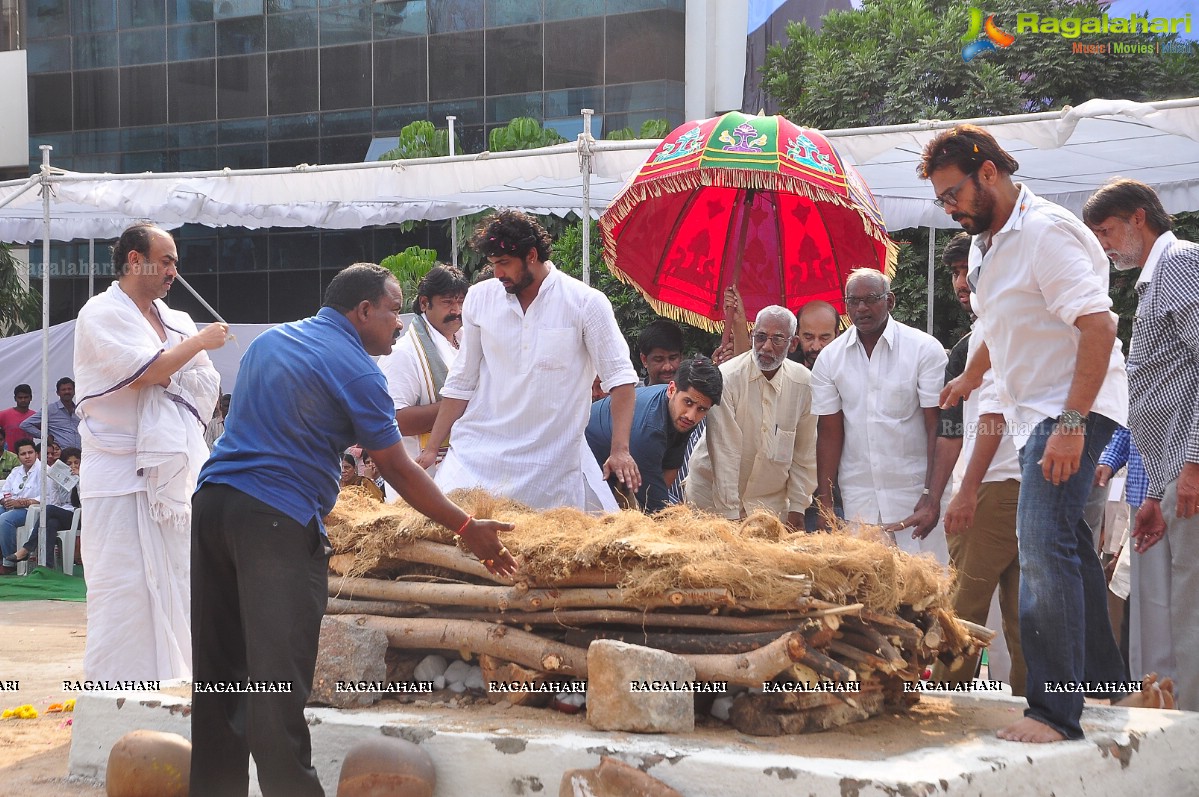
left=586, top=357, right=723, bottom=513
left=190, top=264, right=515, bottom=797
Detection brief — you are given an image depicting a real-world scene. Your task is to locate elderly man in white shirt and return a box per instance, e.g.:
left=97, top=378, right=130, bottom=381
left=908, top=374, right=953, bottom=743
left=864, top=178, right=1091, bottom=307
left=811, top=268, right=949, bottom=562
left=378, top=264, right=469, bottom=478
left=686, top=305, right=817, bottom=527
left=928, top=125, right=1127, bottom=744
left=418, top=210, right=640, bottom=510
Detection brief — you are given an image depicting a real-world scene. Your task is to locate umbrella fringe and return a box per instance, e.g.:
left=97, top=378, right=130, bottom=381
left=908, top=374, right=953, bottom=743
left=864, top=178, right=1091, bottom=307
left=600, top=167, right=900, bottom=325
left=606, top=261, right=723, bottom=333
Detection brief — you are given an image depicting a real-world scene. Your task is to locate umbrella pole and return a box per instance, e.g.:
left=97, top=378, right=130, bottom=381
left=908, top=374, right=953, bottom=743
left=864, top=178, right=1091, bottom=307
left=447, top=116, right=457, bottom=267
left=38, top=145, right=52, bottom=572
left=926, top=228, right=936, bottom=335
left=580, top=108, right=594, bottom=287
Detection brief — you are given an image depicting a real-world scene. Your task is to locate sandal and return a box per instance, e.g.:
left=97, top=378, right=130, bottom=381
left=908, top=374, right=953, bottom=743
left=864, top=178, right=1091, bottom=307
left=12, top=548, right=29, bottom=562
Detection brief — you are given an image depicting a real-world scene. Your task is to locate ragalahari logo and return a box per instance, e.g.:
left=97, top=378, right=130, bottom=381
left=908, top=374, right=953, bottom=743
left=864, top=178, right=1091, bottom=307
left=962, top=9, right=1016, bottom=61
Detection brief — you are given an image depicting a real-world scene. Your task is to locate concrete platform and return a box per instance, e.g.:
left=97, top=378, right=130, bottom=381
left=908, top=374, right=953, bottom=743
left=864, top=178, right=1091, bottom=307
left=68, top=686, right=1199, bottom=796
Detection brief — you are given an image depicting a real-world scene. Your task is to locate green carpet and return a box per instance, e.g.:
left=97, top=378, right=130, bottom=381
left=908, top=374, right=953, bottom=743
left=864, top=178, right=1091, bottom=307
left=0, top=566, right=86, bottom=602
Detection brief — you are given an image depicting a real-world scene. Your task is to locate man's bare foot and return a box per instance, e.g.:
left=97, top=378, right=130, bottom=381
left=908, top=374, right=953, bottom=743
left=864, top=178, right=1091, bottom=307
left=1116, top=673, right=1176, bottom=709
left=998, top=716, right=1067, bottom=743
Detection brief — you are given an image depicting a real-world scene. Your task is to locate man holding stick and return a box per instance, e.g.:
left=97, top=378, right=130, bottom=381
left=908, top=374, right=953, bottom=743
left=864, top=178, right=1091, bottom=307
left=74, top=222, right=224, bottom=680
left=191, top=264, right=515, bottom=797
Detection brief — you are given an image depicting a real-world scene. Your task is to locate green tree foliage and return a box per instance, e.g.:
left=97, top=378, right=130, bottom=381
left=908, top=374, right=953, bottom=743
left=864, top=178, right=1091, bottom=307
left=552, top=220, right=719, bottom=364
left=760, top=0, right=1199, bottom=346
left=380, top=245, right=439, bottom=303
left=487, top=117, right=568, bottom=152
left=605, top=119, right=672, bottom=141
left=378, top=121, right=461, bottom=161
left=0, top=245, right=41, bottom=335
left=761, top=0, right=1198, bottom=129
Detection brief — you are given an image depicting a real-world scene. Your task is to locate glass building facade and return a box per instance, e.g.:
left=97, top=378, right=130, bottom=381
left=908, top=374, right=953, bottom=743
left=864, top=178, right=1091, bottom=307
left=15, top=0, right=687, bottom=323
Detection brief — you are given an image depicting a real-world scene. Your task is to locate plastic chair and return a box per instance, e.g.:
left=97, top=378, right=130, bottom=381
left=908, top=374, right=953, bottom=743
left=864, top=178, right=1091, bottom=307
left=12, top=506, right=39, bottom=574
left=57, top=508, right=81, bottom=576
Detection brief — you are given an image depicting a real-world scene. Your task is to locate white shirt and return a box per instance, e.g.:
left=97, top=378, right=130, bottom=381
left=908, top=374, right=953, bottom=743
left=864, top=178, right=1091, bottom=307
left=435, top=263, right=637, bottom=509
left=685, top=352, right=817, bottom=520
left=961, top=325, right=1022, bottom=484
left=377, top=314, right=461, bottom=465
left=2, top=459, right=41, bottom=501
left=811, top=317, right=947, bottom=525
left=969, top=185, right=1127, bottom=449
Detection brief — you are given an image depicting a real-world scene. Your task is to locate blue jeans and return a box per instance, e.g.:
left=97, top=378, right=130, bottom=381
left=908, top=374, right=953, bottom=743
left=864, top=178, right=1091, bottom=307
left=0, top=508, right=29, bottom=566
left=1017, top=413, right=1122, bottom=739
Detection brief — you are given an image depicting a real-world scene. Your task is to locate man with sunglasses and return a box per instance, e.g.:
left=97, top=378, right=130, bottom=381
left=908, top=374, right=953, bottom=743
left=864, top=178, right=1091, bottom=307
left=926, top=125, right=1128, bottom=744
left=810, top=268, right=949, bottom=562
left=685, top=306, right=816, bottom=528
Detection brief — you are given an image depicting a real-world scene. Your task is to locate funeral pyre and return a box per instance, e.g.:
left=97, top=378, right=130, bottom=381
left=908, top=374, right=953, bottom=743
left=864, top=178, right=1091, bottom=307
left=323, top=489, right=993, bottom=735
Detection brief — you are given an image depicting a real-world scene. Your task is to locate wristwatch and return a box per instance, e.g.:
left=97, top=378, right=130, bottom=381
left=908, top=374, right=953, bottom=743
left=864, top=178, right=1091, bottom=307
left=1057, top=409, right=1087, bottom=432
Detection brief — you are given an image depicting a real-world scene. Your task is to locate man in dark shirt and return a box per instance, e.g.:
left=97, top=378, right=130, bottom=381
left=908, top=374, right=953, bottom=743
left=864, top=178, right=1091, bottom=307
left=586, top=357, right=723, bottom=513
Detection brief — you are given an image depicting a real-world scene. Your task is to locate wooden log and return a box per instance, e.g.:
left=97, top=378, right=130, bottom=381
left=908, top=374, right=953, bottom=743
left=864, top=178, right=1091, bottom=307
left=931, top=607, right=972, bottom=651
left=728, top=689, right=884, bottom=736
left=826, top=639, right=897, bottom=674
left=794, top=647, right=857, bottom=682
left=859, top=609, right=923, bottom=650
left=330, top=576, right=733, bottom=612
left=352, top=616, right=816, bottom=689
left=478, top=654, right=552, bottom=707
left=955, top=616, right=998, bottom=645
left=837, top=620, right=906, bottom=665
left=349, top=615, right=588, bottom=674
left=382, top=540, right=627, bottom=588
left=682, top=632, right=813, bottom=687
left=326, top=597, right=429, bottom=618
left=432, top=608, right=829, bottom=636
left=562, top=629, right=793, bottom=655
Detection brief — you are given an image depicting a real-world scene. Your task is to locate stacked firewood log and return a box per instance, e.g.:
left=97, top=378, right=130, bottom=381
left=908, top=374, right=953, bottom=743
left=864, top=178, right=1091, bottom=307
left=324, top=489, right=993, bottom=735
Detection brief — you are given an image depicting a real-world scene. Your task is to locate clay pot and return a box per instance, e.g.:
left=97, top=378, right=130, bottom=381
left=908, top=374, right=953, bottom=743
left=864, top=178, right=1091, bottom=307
left=337, top=737, right=436, bottom=797
left=106, top=729, right=191, bottom=797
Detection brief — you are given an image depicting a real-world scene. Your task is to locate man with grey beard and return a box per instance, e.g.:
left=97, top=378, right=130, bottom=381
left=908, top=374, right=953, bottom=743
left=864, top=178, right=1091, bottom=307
left=685, top=305, right=817, bottom=529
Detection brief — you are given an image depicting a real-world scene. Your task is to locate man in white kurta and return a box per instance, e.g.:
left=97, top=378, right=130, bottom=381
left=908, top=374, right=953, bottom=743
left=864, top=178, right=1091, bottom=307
left=74, top=224, right=224, bottom=681
left=686, top=306, right=817, bottom=526
left=812, top=269, right=949, bottom=562
left=377, top=265, right=468, bottom=479
left=418, top=211, right=638, bottom=510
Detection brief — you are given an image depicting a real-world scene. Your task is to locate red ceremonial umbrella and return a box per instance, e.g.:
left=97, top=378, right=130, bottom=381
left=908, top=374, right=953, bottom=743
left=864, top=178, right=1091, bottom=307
left=599, top=111, right=896, bottom=332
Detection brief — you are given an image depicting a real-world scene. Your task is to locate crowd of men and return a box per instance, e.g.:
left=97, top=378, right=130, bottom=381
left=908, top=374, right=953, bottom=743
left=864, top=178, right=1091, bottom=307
left=1, top=122, right=1194, bottom=794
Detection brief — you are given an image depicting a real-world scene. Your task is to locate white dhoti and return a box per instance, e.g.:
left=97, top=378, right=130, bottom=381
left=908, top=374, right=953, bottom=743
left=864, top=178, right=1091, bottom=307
left=81, top=492, right=192, bottom=681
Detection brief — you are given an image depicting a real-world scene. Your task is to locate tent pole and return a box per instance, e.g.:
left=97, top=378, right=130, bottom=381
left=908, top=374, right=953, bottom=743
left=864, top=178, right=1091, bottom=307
left=926, top=228, right=936, bottom=335
left=580, top=108, right=594, bottom=286
left=88, top=238, right=95, bottom=296
left=447, top=116, right=457, bottom=267
left=37, top=144, right=52, bottom=571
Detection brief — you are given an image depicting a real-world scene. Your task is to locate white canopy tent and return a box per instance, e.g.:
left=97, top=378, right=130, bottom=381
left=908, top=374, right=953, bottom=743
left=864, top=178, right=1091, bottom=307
left=2, top=97, right=1198, bottom=246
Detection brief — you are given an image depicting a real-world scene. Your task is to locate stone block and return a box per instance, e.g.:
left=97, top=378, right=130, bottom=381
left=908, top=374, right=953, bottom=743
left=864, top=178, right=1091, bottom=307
left=586, top=640, right=695, bottom=734
left=310, top=616, right=388, bottom=708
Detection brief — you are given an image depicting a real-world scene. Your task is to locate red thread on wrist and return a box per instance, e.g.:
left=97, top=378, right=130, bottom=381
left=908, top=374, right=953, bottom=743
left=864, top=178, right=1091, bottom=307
left=454, top=515, right=473, bottom=536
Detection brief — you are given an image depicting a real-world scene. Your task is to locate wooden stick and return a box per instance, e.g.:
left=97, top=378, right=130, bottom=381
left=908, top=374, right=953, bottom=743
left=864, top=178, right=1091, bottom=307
left=683, top=632, right=810, bottom=687
left=350, top=615, right=588, bottom=674
left=954, top=616, right=998, bottom=644
left=563, top=629, right=794, bottom=655
left=330, top=576, right=733, bottom=611
left=794, top=646, right=857, bottom=682
left=859, top=609, right=923, bottom=649
left=826, top=639, right=898, bottom=673
left=414, top=608, right=827, bottom=634
left=353, top=616, right=815, bottom=689
left=836, top=626, right=906, bottom=668
left=326, top=597, right=428, bottom=618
